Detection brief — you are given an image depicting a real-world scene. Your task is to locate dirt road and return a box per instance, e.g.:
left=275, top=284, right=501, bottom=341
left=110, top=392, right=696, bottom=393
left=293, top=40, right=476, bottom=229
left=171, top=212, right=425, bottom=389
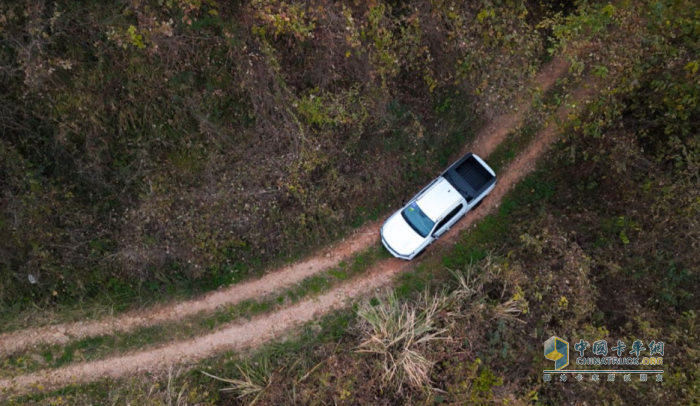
left=0, top=72, right=598, bottom=396
left=0, top=58, right=571, bottom=359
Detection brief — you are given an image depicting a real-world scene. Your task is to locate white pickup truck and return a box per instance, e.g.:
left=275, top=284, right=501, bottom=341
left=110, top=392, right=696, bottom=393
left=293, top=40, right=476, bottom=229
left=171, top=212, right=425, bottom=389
left=380, top=153, right=496, bottom=260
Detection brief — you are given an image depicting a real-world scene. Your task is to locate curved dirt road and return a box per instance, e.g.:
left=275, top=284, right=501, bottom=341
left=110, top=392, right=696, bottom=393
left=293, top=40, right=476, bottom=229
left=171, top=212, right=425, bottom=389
left=0, top=77, right=598, bottom=396
left=0, top=57, right=571, bottom=358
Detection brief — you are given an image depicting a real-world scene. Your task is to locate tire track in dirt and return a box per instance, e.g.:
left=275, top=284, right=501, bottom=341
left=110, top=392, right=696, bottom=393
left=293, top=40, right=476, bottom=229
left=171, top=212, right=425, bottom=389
left=0, top=57, right=570, bottom=359
left=468, top=58, right=569, bottom=158
left=0, top=77, right=596, bottom=396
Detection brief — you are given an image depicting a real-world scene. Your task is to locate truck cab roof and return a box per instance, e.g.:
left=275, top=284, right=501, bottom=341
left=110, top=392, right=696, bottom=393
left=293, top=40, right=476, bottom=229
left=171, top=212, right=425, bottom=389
left=415, top=178, right=463, bottom=221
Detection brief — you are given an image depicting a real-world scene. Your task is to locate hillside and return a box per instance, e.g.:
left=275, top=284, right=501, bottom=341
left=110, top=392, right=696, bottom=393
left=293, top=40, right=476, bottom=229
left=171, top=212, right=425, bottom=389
left=1, top=0, right=556, bottom=328
left=1, top=0, right=699, bottom=405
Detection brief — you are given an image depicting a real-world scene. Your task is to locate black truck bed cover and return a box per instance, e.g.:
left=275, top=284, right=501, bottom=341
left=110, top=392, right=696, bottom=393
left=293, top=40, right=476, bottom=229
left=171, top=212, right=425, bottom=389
left=442, top=153, right=496, bottom=202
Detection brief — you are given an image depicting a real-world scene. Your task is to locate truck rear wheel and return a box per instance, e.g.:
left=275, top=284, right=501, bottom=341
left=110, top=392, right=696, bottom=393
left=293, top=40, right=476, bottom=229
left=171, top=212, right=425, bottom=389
left=473, top=193, right=490, bottom=209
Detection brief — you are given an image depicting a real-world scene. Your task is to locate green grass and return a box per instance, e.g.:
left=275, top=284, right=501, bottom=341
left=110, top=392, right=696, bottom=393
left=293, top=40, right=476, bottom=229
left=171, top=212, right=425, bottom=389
left=0, top=67, right=568, bottom=379
left=0, top=244, right=390, bottom=377
left=3, top=157, right=561, bottom=405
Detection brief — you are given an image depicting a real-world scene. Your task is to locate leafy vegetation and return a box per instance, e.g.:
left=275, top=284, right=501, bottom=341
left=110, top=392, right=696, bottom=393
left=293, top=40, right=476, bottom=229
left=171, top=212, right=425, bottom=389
left=0, top=0, right=553, bottom=328
left=3, top=0, right=699, bottom=405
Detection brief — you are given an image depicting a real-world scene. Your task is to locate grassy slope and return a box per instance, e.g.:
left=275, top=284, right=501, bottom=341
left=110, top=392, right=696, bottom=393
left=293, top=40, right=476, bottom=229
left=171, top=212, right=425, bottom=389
left=0, top=0, right=550, bottom=331
left=0, top=67, right=575, bottom=377
left=4, top=1, right=699, bottom=405
left=1, top=59, right=577, bottom=403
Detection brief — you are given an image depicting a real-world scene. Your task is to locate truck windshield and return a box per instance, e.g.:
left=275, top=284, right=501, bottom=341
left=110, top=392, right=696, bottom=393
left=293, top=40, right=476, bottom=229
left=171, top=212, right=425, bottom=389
left=401, top=202, right=435, bottom=238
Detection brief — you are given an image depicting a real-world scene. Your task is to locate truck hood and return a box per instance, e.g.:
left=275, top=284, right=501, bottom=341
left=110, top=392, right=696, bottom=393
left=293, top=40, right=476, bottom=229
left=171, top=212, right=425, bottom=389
left=381, top=213, right=426, bottom=257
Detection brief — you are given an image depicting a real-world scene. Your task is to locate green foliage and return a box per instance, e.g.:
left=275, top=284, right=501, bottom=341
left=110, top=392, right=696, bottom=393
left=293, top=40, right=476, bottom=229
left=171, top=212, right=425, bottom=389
left=126, top=25, right=145, bottom=48
left=0, top=0, right=555, bottom=325
left=295, top=86, right=368, bottom=128
left=591, top=64, right=608, bottom=78
left=250, top=0, right=316, bottom=40
left=471, top=362, right=504, bottom=402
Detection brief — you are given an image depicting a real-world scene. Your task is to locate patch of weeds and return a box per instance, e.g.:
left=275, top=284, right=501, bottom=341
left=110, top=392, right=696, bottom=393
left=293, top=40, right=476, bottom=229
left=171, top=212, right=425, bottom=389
left=328, top=269, right=349, bottom=280
left=658, top=259, right=695, bottom=308
left=314, top=310, right=355, bottom=343
left=247, top=300, right=273, bottom=317
left=290, top=275, right=332, bottom=301
left=356, top=290, right=450, bottom=391
left=351, top=251, right=371, bottom=273
left=41, top=350, right=53, bottom=363
left=600, top=215, right=641, bottom=246
left=488, top=121, right=540, bottom=174
left=394, top=268, right=428, bottom=300
left=55, top=347, right=75, bottom=367
left=471, top=362, right=504, bottom=401
left=510, top=176, right=557, bottom=207
left=352, top=205, right=384, bottom=228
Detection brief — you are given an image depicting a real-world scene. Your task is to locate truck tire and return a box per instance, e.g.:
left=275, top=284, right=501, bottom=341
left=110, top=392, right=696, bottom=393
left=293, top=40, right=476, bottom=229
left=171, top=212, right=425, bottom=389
left=474, top=194, right=489, bottom=209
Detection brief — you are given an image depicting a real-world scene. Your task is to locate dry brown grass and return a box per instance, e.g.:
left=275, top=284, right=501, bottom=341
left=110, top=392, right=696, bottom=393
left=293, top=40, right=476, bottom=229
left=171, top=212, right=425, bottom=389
left=356, top=290, right=451, bottom=392
left=201, top=356, right=274, bottom=405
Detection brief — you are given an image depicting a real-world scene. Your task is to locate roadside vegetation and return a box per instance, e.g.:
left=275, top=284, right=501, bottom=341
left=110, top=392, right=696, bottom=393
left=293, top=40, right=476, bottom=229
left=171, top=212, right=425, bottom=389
left=0, top=0, right=558, bottom=330
left=0, top=35, right=574, bottom=376
left=2, top=0, right=699, bottom=405
left=0, top=244, right=389, bottom=376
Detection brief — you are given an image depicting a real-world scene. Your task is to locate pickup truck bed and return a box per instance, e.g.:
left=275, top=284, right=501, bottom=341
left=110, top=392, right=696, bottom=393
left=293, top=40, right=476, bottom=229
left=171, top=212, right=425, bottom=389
left=442, top=154, right=496, bottom=203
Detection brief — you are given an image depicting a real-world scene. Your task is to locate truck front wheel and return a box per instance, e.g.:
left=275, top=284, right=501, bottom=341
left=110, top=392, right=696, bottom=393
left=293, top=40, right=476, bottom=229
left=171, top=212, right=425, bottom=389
left=413, top=248, right=426, bottom=259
